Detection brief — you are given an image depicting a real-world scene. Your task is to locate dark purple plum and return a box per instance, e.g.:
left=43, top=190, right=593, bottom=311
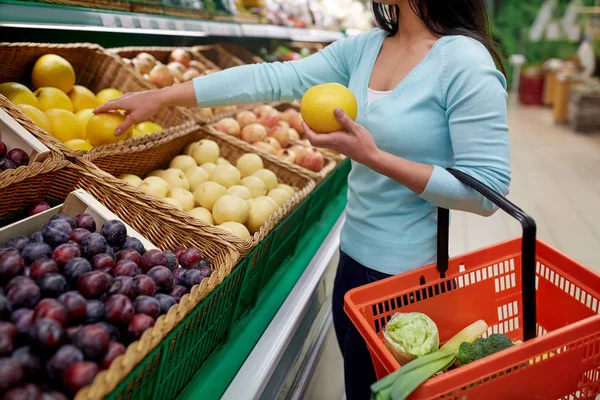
left=81, top=233, right=107, bottom=259
left=52, top=243, right=81, bottom=266
left=122, top=237, right=144, bottom=254
left=72, top=324, right=109, bottom=361
left=38, top=274, right=69, bottom=298
left=163, top=251, right=178, bottom=270
left=5, top=236, right=30, bottom=252
left=49, top=214, right=76, bottom=230
left=102, top=341, right=126, bottom=369
left=178, top=249, right=203, bottom=269
left=77, top=271, right=112, bottom=299
left=68, top=228, right=90, bottom=246
left=180, top=269, right=204, bottom=290
left=91, top=253, right=115, bottom=273
left=0, top=322, right=16, bottom=356
left=116, top=249, right=141, bottom=266
left=197, top=258, right=212, bottom=271
left=127, top=314, right=155, bottom=342
left=168, top=285, right=188, bottom=302
left=63, top=361, right=100, bottom=394
left=0, top=141, right=6, bottom=158
left=42, top=391, right=68, bottom=400
left=63, top=258, right=92, bottom=286
left=172, top=248, right=185, bottom=259
left=0, top=357, right=25, bottom=392
left=133, top=296, right=160, bottom=319
left=146, top=266, right=173, bottom=292
left=3, top=383, right=43, bottom=400
left=29, top=318, right=66, bottom=352
left=75, top=213, right=96, bottom=233
left=105, top=295, right=134, bottom=325
left=172, top=268, right=186, bottom=285
left=84, top=300, right=104, bottom=324
left=95, top=322, right=120, bottom=342
left=57, top=292, right=87, bottom=324
left=29, top=232, right=44, bottom=243
left=140, top=250, right=167, bottom=273
left=0, top=249, right=25, bottom=281
left=6, top=276, right=34, bottom=292
left=21, top=242, right=52, bottom=265
left=33, top=299, right=68, bottom=326
left=197, top=264, right=212, bottom=278
left=100, top=220, right=127, bottom=247
left=12, top=346, right=42, bottom=376
left=0, top=158, right=17, bottom=170
left=107, top=276, right=136, bottom=299
left=29, top=259, right=59, bottom=280
left=7, top=282, right=40, bottom=309
left=0, top=294, right=12, bottom=320
left=7, top=148, right=30, bottom=167
left=42, top=220, right=72, bottom=248
left=28, top=202, right=51, bottom=217
left=132, top=275, right=156, bottom=297
left=105, top=246, right=116, bottom=260
left=155, top=294, right=176, bottom=315
left=114, top=260, right=141, bottom=277
left=13, top=310, right=33, bottom=337
left=47, top=344, right=84, bottom=380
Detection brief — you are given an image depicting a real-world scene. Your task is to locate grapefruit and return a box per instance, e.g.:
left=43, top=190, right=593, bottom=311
left=75, top=109, right=95, bottom=129
left=0, top=82, right=39, bottom=108
left=34, top=87, right=73, bottom=112
left=68, top=85, right=99, bottom=112
left=86, top=112, right=132, bottom=146
left=17, top=104, right=51, bottom=131
left=44, top=109, right=85, bottom=143
left=31, top=54, right=76, bottom=93
left=132, top=121, right=163, bottom=138
left=63, top=139, right=93, bottom=151
left=300, top=83, right=358, bottom=133
left=96, top=88, right=123, bottom=104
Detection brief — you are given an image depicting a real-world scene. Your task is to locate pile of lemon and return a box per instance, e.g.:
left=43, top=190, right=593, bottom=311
left=0, top=54, right=163, bottom=151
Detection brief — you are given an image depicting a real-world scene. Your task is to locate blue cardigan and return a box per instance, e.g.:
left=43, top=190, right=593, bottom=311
left=193, top=28, right=511, bottom=275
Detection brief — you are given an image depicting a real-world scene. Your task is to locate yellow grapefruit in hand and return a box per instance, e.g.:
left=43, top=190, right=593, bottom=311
left=68, top=85, right=99, bottom=112
left=34, top=87, right=73, bottom=112
left=64, top=139, right=93, bottom=151
left=86, top=112, right=132, bottom=146
left=45, top=109, right=85, bottom=143
left=300, top=83, right=358, bottom=133
left=0, top=82, right=39, bottom=108
left=17, top=104, right=51, bottom=131
left=96, top=88, right=123, bottom=104
left=31, top=54, right=76, bottom=93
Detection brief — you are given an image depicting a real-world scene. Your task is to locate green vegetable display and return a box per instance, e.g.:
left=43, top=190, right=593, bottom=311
left=456, top=333, right=514, bottom=366
left=383, top=312, right=440, bottom=364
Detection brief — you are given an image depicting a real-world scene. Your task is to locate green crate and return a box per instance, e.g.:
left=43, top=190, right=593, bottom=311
left=106, top=258, right=247, bottom=400
left=329, top=158, right=351, bottom=198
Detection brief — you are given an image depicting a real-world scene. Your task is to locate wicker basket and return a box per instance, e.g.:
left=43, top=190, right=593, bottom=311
left=82, top=124, right=315, bottom=256
left=191, top=44, right=245, bottom=70
left=129, top=0, right=164, bottom=14
left=0, top=159, right=241, bottom=400
left=35, top=0, right=131, bottom=11
left=0, top=42, right=192, bottom=160
left=219, top=42, right=266, bottom=65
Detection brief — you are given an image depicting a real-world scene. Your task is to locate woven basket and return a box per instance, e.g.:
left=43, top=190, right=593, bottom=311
left=129, top=0, right=164, bottom=14
left=191, top=44, right=245, bottom=71
left=36, top=0, right=131, bottom=11
left=0, top=42, right=192, bottom=160
left=82, top=124, right=315, bottom=256
left=219, top=42, right=266, bottom=64
left=0, top=159, right=240, bottom=400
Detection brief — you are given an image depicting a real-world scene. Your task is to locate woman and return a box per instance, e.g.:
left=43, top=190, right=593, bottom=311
left=96, top=1, right=511, bottom=397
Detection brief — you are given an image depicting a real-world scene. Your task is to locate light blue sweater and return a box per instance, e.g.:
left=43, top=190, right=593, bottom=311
left=193, top=29, right=511, bottom=275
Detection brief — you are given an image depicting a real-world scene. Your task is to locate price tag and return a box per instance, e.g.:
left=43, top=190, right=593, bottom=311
left=156, top=18, right=169, bottom=31
left=174, top=20, right=185, bottom=31
left=138, top=16, right=153, bottom=29
left=120, top=15, right=135, bottom=29
left=100, top=14, right=117, bottom=28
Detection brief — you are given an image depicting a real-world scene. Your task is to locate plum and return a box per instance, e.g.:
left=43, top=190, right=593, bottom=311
left=116, top=249, right=141, bottom=266
left=102, top=341, right=126, bottom=369
left=57, top=292, right=87, bottom=324
left=75, top=213, right=96, bottom=232
left=132, top=275, right=156, bottom=297
left=52, top=243, right=81, bottom=266
left=33, top=299, right=68, bottom=326
left=0, top=141, right=6, bottom=157
left=81, top=233, right=107, bottom=259
left=5, top=236, right=30, bottom=252
left=0, top=357, right=25, bottom=392
left=29, top=318, right=66, bottom=352
left=122, top=237, right=144, bottom=254
left=84, top=300, right=104, bottom=324
left=0, top=294, right=12, bottom=320
left=63, top=361, right=100, bottom=394
left=178, top=249, right=203, bottom=269
left=3, top=383, right=43, bottom=400
left=100, top=220, right=127, bottom=247
left=42, top=392, right=68, bottom=400
left=28, top=202, right=51, bottom=217
left=49, top=214, right=76, bottom=230
left=6, top=276, right=34, bottom=292
left=128, top=314, right=155, bottom=342
left=163, top=251, right=178, bottom=270
left=168, top=285, right=188, bottom=302
left=11, top=346, right=42, bottom=377
left=197, top=264, right=212, bottom=278
left=47, top=344, right=84, bottom=380
left=180, top=269, right=204, bottom=290
left=0, top=158, right=17, bottom=170
left=21, top=242, right=52, bottom=265
left=105, top=246, right=116, bottom=260
left=38, top=274, right=69, bottom=298
left=146, top=266, right=173, bottom=292
left=68, top=228, right=90, bottom=246
left=95, top=322, right=120, bottom=342
left=107, top=276, right=136, bottom=299
left=13, top=309, right=33, bottom=337
left=42, top=220, right=72, bottom=248
left=140, top=250, right=167, bottom=273
left=7, top=148, right=29, bottom=167
left=77, top=271, right=112, bottom=299
left=91, top=253, right=115, bottom=273
left=29, top=259, right=59, bottom=280
left=172, top=268, right=186, bottom=285
left=155, top=294, right=176, bottom=315
left=105, top=295, right=134, bottom=325
left=114, top=260, right=141, bottom=277
left=73, top=325, right=109, bottom=361
left=197, top=258, right=212, bottom=271
left=63, top=258, right=92, bottom=286
left=0, top=249, right=25, bottom=281
left=172, top=248, right=186, bottom=259
left=7, top=282, right=41, bottom=309
left=133, top=296, right=160, bottom=319
left=29, top=232, right=44, bottom=244
left=0, top=322, right=16, bottom=356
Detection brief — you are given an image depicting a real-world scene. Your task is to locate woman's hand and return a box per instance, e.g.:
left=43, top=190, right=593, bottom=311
left=302, top=108, right=380, bottom=166
left=93, top=90, right=165, bottom=135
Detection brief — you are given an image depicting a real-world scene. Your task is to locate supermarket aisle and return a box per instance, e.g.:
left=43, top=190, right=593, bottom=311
left=303, top=103, right=600, bottom=399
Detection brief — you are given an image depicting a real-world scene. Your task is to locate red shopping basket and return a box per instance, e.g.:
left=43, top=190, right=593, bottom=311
left=345, top=169, right=600, bottom=399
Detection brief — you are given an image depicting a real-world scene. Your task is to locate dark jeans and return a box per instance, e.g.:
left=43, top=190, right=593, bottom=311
left=332, top=250, right=391, bottom=400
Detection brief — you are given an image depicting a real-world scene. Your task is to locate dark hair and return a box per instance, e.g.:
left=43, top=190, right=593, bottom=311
left=373, top=1, right=505, bottom=75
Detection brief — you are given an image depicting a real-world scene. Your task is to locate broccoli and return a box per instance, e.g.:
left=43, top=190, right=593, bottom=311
left=456, top=334, right=514, bottom=366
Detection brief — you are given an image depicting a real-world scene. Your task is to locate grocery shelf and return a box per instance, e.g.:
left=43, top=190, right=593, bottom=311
left=0, top=0, right=344, bottom=42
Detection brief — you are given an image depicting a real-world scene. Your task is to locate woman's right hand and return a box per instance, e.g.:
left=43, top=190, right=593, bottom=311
left=94, top=89, right=165, bottom=135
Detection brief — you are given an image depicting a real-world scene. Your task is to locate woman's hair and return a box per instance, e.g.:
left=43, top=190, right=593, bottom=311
left=373, top=1, right=505, bottom=74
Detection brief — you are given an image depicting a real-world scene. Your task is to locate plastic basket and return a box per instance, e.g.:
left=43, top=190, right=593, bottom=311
left=345, top=169, right=600, bottom=399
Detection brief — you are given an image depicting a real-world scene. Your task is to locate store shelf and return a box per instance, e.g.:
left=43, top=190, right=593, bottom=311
left=0, top=0, right=344, bottom=42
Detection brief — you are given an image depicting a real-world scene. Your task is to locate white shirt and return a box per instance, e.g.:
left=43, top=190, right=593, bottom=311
left=367, top=87, right=392, bottom=105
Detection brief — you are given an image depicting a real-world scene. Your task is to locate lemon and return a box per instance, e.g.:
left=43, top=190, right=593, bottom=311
left=68, top=85, right=99, bottom=112
left=86, top=112, right=132, bottom=147
left=64, top=139, right=93, bottom=151
left=300, top=83, right=358, bottom=133
left=132, top=121, right=163, bottom=138
left=96, top=88, right=123, bottom=104
left=31, top=54, right=76, bottom=93
left=17, top=104, right=51, bottom=131
left=0, top=82, right=40, bottom=108
left=45, top=109, right=85, bottom=143
left=34, top=87, right=73, bottom=112
left=75, top=109, right=95, bottom=130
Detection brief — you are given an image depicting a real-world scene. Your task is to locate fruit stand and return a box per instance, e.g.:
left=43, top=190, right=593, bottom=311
left=0, top=1, right=353, bottom=398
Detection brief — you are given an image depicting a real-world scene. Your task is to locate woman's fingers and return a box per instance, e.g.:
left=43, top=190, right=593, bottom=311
left=115, top=115, right=138, bottom=135
left=94, top=99, right=124, bottom=114
left=302, top=122, right=344, bottom=149
left=333, top=108, right=357, bottom=132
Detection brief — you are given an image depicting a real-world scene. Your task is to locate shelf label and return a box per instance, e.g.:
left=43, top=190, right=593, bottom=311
left=138, top=16, right=152, bottom=29
left=156, top=18, right=169, bottom=31
left=100, top=14, right=117, bottom=28
left=120, top=15, right=134, bottom=29
left=174, top=20, right=185, bottom=31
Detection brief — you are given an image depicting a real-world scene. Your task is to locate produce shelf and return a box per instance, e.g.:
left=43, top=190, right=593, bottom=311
left=177, top=191, right=347, bottom=400
left=0, top=0, right=345, bottom=42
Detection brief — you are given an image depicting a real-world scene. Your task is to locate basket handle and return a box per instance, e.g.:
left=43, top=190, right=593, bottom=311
left=436, top=168, right=537, bottom=341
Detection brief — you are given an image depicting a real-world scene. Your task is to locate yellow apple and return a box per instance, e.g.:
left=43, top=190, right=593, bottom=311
left=236, top=153, right=264, bottom=178
left=191, top=139, right=219, bottom=165
left=277, top=184, right=295, bottom=197
left=268, top=188, right=291, bottom=206
left=139, top=176, right=170, bottom=198
left=188, top=207, right=214, bottom=225
left=193, top=181, right=227, bottom=211
left=185, top=166, right=210, bottom=192
left=148, top=170, right=165, bottom=178
left=169, top=188, right=195, bottom=212
left=241, top=176, right=267, bottom=198
left=252, top=169, right=278, bottom=191
left=217, top=157, right=231, bottom=166
left=218, top=222, right=250, bottom=239
left=163, top=197, right=183, bottom=211
left=246, top=198, right=275, bottom=234
left=118, top=174, right=143, bottom=187
left=212, top=195, right=249, bottom=225
left=170, top=155, right=197, bottom=171
left=200, top=162, right=217, bottom=175
left=210, top=165, right=241, bottom=188
left=161, top=168, right=191, bottom=191
left=68, top=85, right=99, bottom=112
left=227, top=185, right=252, bottom=200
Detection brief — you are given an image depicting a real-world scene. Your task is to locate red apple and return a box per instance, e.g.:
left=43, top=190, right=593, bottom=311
left=183, top=68, right=201, bottom=81
left=240, top=124, right=267, bottom=143
left=253, top=105, right=277, bottom=118
left=148, top=64, right=173, bottom=88
left=258, top=114, right=279, bottom=129
left=276, top=149, right=297, bottom=163
left=297, top=148, right=324, bottom=172
left=289, top=113, right=304, bottom=134
left=235, top=111, right=257, bottom=128
left=268, top=126, right=291, bottom=148
left=265, top=137, right=282, bottom=152
left=214, top=118, right=241, bottom=137
left=169, top=49, right=191, bottom=68
left=166, top=62, right=186, bottom=81
left=252, top=141, right=275, bottom=155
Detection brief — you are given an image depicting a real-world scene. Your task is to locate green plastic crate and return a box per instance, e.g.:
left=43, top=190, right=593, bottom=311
left=106, top=258, right=247, bottom=400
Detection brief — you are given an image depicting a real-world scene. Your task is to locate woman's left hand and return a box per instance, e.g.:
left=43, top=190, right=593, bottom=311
left=302, top=108, right=380, bottom=166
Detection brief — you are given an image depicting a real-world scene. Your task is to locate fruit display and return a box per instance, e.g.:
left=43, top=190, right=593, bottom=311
left=0, top=139, right=29, bottom=172
left=0, top=212, right=213, bottom=397
left=116, top=138, right=298, bottom=239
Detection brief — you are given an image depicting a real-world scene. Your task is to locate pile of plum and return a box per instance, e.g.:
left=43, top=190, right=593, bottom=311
left=0, top=213, right=213, bottom=398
